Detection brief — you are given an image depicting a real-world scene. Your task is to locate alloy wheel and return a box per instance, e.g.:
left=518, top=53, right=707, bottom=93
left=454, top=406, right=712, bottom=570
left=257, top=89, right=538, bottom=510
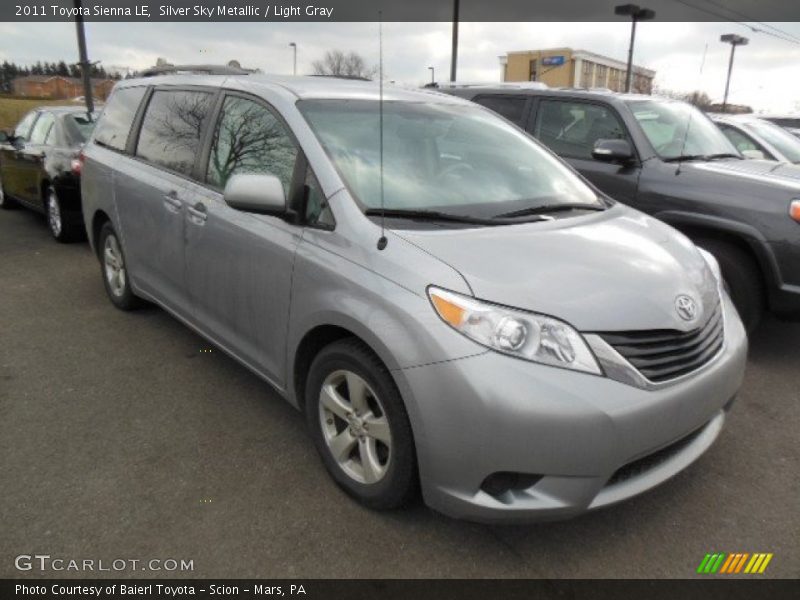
left=318, top=369, right=392, bottom=485
left=103, top=234, right=127, bottom=297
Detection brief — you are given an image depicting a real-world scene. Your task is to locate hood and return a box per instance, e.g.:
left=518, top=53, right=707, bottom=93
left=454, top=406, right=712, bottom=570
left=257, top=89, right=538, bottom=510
left=395, top=206, right=718, bottom=332
left=688, top=158, right=800, bottom=190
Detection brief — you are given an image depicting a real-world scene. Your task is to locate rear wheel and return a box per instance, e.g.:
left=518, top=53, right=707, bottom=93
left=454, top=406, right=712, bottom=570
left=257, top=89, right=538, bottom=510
left=46, top=186, right=84, bottom=243
left=698, top=238, right=764, bottom=333
left=98, top=222, right=142, bottom=311
left=305, top=338, right=417, bottom=509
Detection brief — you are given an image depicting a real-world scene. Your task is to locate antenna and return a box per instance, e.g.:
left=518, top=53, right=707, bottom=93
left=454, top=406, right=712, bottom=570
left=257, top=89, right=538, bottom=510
left=676, top=43, right=707, bottom=175
left=376, top=13, right=388, bottom=251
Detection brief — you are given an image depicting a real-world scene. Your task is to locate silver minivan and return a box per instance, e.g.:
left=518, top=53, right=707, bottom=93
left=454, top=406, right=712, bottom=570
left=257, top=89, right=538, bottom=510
left=81, top=72, right=747, bottom=523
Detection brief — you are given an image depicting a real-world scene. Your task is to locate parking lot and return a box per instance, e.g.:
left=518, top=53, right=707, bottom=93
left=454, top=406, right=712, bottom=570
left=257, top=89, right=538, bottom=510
left=0, top=207, right=798, bottom=579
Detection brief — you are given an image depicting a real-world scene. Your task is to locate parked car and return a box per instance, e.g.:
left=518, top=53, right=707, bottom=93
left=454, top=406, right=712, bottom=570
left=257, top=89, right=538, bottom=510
left=761, top=115, right=800, bottom=138
left=442, top=86, right=800, bottom=331
left=711, top=114, right=800, bottom=164
left=81, top=72, right=747, bottom=523
left=0, top=106, right=97, bottom=241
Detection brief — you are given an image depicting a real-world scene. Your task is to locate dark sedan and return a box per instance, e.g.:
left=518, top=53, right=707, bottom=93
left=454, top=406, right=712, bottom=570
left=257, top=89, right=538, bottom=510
left=0, top=106, right=97, bottom=242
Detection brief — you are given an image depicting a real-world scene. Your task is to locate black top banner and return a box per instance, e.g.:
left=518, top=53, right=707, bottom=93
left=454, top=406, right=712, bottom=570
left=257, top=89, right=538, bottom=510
left=3, top=0, right=799, bottom=22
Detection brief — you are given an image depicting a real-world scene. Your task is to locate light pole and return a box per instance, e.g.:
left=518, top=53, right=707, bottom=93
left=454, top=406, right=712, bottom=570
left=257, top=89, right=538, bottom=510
left=428, top=66, right=435, bottom=85
left=73, top=0, right=94, bottom=114
left=720, top=34, right=748, bottom=113
left=450, top=0, right=459, bottom=82
left=615, top=4, right=655, bottom=93
left=289, top=42, right=297, bottom=76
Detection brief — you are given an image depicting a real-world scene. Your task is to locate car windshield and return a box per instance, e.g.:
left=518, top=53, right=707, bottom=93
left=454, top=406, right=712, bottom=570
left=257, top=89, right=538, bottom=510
left=627, top=99, right=738, bottom=160
left=298, top=99, right=600, bottom=218
left=743, top=119, right=800, bottom=163
left=67, top=111, right=99, bottom=142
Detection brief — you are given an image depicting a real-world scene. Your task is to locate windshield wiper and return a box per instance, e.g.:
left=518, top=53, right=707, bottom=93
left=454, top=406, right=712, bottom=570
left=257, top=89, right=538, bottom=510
left=364, top=208, right=511, bottom=226
left=706, top=153, right=743, bottom=160
left=662, top=154, right=709, bottom=163
left=493, top=202, right=606, bottom=219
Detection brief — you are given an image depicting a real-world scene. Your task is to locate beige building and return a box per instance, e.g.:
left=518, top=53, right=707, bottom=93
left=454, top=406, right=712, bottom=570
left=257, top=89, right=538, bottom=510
left=499, top=47, right=655, bottom=94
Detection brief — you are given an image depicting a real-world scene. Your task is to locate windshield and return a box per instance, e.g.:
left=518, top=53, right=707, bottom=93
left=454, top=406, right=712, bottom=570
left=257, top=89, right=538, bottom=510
left=298, top=99, right=600, bottom=217
left=743, top=120, right=800, bottom=163
left=628, top=99, right=738, bottom=160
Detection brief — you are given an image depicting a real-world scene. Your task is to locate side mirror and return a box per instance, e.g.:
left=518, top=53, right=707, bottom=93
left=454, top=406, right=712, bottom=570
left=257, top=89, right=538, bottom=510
left=741, top=149, right=766, bottom=160
left=0, top=130, right=10, bottom=144
left=223, top=173, right=286, bottom=215
left=592, top=139, right=634, bottom=163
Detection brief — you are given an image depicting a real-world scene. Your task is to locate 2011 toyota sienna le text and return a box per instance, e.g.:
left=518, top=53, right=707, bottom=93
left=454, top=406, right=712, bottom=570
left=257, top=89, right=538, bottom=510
left=80, top=72, right=747, bottom=523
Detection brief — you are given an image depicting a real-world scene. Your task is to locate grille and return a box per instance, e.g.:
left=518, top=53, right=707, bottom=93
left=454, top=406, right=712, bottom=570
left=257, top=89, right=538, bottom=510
left=598, top=303, right=724, bottom=383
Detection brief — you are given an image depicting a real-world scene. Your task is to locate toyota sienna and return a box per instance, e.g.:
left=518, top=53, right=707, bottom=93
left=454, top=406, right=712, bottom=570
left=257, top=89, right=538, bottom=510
left=80, top=70, right=747, bottom=522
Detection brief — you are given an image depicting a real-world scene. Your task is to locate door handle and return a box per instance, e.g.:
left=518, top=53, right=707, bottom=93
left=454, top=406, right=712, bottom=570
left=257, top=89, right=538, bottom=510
left=162, top=190, right=183, bottom=211
left=187, top=202, right=208, bottom=224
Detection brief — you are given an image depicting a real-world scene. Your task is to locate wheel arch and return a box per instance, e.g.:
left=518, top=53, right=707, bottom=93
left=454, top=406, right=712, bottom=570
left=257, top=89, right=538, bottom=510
left=90, top=209, right=112, bottom=256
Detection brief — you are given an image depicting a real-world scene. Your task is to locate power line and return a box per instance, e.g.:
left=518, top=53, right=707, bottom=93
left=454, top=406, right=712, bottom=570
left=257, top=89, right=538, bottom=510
left=697, top=0, right=800, bottom=44
left=670, top=0, right=800, bottom=46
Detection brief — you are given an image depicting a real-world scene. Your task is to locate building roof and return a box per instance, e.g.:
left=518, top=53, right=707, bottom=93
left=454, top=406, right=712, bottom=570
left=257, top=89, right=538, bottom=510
left=502, top=47, right=656, bottom=77
left=13, top=75, right=115, bottom=85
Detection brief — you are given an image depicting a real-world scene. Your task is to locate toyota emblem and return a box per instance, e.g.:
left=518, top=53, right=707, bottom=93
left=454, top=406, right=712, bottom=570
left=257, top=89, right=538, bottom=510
left=675, top=295, right=698, bottom=322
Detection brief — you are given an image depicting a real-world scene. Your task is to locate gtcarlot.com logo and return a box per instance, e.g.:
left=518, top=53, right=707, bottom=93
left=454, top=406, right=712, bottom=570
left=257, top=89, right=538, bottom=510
left=15, top=554, right=194, bottom=572
left=697, top=552, right=773, bottom=574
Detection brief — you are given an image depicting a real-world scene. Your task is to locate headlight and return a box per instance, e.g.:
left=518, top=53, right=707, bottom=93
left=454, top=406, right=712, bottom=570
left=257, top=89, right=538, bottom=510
left=428, top=287, right=602, bottom=375
left=697, top=248, right=723, bottom=295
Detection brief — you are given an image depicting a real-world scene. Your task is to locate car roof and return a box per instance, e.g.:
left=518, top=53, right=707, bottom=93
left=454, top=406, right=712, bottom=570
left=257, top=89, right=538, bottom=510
left=116, top=74, right=471, bottom=106
left=36, top=105, right=97, bottom=114
left=443, top=85, right=657, bottom=103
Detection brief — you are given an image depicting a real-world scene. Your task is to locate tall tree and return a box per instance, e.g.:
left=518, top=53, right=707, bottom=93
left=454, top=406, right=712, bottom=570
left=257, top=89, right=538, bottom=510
left=311, top=50, right=377, bottom=80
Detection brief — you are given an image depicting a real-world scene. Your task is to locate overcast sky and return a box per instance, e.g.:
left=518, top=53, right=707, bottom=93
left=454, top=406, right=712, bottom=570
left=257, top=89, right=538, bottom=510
left=1, top=21, right=799, bottom=112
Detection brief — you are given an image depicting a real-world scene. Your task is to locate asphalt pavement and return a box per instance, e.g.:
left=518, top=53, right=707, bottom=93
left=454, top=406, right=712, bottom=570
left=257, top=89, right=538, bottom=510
left=1, top=206, right=798, bottom=578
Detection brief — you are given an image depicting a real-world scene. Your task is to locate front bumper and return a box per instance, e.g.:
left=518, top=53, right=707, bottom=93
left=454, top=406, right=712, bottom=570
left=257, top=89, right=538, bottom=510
left=396, top=294, right=748, bottom=523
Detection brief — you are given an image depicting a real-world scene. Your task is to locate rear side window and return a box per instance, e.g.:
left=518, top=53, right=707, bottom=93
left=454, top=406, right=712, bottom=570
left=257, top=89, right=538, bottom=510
left=93, top=86, right=146, bottom=151
left=206, top=95, right=298, bottom=192
left=136, top=89, right=214, bottom=176
left=473, top=95, right=527, bottom=126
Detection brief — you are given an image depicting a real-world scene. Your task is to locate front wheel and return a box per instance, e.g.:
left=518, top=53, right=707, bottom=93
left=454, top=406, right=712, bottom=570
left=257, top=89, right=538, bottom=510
left=698, top=238, right=764, bottom=333
left=98, top=222, right=142, bottom=311
left=305, top=338, right=417, bottom=510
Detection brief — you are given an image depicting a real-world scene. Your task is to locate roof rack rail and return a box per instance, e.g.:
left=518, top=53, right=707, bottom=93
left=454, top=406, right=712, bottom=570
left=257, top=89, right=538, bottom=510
left=141, top=64, right=252, bottom=77
left=308, top=74, right=372, bottom=81
left=436, top=81, right=548, bottom=90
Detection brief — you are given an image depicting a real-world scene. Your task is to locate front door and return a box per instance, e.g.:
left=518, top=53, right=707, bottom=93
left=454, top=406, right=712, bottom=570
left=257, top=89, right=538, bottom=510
left=530, top=98, right=641, bottom=204
left=183, top=93, right=302, bottom=384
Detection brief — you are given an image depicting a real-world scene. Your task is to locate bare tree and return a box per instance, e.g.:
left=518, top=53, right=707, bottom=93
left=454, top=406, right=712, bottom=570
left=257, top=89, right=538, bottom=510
left=311, top=50, right=377, bottom=80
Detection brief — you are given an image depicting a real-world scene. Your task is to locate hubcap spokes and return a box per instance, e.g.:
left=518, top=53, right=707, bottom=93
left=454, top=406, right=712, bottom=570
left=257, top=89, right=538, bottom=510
left=319, top=370, right=392, bottom=484
left=104, top=235, right=126, bottom=297
left=48, top=193, right=61, bottom=236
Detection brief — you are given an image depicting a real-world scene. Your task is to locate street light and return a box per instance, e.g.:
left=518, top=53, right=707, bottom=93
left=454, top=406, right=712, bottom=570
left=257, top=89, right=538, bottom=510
left=428, top=66, right=435, bottom=85
left=720, top=34, right=748, bottom=113
left=289, top=42, right=297, bottom=76
left=615, top=4, right=655, bottom=93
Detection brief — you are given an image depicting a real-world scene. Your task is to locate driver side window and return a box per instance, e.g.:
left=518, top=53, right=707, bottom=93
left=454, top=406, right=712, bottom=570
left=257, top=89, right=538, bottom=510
left=534, top=100, right=628, bottom=160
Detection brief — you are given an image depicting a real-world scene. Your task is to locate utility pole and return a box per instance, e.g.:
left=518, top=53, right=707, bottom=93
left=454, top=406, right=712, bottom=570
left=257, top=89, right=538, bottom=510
left=615, top=4, right=655, bottom=93
left=428, top=66, right=435, bottom=84
left=289, top=42, right=297, bottom=76
left=450, top=0, right=459, bottom=82
left=720, top=34, right=748, bottom=113
left=73, top=0, right=94, bottom=114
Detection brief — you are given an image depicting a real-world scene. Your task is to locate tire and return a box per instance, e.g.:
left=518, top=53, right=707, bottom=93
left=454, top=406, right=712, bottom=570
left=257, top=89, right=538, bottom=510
left=45, top=186, right=82, bottom=243
left=0, top=177, right=16, bottom=210
left=698, top=238, right=764, bottom=333
left=98, top=221, right=142, bottom=311
left=305, top=338, right=417, bottom=510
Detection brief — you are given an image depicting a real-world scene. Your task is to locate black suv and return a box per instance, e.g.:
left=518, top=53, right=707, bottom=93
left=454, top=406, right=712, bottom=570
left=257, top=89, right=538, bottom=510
left=442, top=86, right=800, bottom=331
